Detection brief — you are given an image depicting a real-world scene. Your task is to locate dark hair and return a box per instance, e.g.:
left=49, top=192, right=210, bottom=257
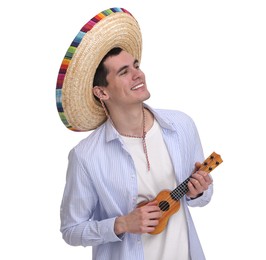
left=93, top=47, right=123, bottom=87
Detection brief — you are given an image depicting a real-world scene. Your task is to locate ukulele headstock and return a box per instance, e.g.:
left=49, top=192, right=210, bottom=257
left=199, top=152, right=223, bottom=173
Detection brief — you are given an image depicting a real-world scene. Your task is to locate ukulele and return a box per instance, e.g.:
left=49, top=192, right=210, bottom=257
left=138, top=152, right=223, bottom=235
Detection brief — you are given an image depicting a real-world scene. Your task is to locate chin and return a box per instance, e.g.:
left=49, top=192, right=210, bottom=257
left=146, top=89, right=151, bottom=98
left=143, top=92, right=151, bottom=102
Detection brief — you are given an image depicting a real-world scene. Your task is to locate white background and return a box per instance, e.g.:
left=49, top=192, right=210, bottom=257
left=1, top=0, right=265, bottom=259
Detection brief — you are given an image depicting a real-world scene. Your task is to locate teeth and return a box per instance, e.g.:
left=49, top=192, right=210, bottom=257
left=131, top=83, right=144, bottom=90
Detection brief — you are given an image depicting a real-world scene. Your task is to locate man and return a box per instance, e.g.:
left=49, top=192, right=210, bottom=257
left=57, top=7, right=213, bottom=260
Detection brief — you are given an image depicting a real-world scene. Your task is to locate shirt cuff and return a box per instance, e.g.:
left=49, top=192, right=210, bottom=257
left=98, top=217, right=124, bottom=243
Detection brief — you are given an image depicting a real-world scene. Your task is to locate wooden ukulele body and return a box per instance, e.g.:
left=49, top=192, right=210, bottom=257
left=138, top=189, right=181, bottom=235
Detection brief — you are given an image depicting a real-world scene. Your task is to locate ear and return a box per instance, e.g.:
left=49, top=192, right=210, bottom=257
left=93, top=86, right=109, bottom=100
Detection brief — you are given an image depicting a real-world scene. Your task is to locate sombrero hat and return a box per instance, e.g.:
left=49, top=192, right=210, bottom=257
left=56, top=7, right=142, bottom=131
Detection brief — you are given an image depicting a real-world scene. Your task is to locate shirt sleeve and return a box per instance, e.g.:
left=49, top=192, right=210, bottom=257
left=185, top=116, right=214, bottom=207
left=60, top=148, right=123, bottom=247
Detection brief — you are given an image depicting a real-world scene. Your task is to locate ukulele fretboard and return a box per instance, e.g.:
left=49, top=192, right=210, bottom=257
left=169, top=152, right=222, bottom=201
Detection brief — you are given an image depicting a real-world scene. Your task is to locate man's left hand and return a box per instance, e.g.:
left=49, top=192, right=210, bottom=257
left=186, top=162, right=213, bottom=199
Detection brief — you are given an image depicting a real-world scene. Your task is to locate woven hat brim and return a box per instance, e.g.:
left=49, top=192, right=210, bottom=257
left=56, top=8, right=142, bottom=131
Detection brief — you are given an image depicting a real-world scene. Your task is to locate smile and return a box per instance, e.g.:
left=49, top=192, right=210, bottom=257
left=131, top=83, right=144, bottom=90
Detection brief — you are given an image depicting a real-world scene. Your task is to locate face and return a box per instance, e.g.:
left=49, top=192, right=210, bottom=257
left=94, top=50, right=150, bottom=109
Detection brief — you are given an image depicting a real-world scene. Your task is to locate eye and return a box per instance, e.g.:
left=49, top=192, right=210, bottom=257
left=119, top=69, right=127, bottom=76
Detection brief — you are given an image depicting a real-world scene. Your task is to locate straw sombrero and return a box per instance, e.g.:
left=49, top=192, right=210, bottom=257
left=56, top=7, right=142, bottom=131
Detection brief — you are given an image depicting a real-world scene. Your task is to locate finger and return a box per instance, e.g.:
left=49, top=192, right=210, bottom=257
left=140, top=207, right=160, bottom=215
left=189, top=178, right=204, bottom=193
left=202, top=174, right=212, bottom=185
left=187, top=181, right=198, bottom=196
left=144, top=201, right=161, bottom=212
left=142, top=226, right=157, bottom=233
left=138, top=217, right=160, bottom=233
left=195, top=162, right=202, bottom=169
left=146, top=200, right=159, bottom=207
left=148, top=211, right=162, bottom=220
left=147, top=219, right=160, bottom=227
left=190, top=174, right=204, bottom=185
left=191, top=173, right=209, bottom=189
left=192, top=162, right=201, bottom=174
left=138, top=206, right=160, bottom=219
left=195, top=171, right=213, bottom=186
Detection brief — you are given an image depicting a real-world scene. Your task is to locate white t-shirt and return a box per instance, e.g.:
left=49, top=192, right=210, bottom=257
left=121, top=120, right=189, bottom=260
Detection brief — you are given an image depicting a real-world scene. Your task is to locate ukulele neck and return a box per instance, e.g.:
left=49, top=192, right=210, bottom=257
left=170, top=178, right=190, bottom=201
left=169, top=152, right=223, bottom=201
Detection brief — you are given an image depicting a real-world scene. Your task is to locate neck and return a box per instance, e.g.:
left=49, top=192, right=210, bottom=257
left=109, top=104, right=152, bottom=137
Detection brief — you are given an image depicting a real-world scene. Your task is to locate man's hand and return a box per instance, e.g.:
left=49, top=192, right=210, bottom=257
left=114, top=201, right=161, bottom=235
left=186, top=162, right=213, bottom=199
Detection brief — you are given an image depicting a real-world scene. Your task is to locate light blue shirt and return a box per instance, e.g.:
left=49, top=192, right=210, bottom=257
left=60, top=106, right=213, bottom=260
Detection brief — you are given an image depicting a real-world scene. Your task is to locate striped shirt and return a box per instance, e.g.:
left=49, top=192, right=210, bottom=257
left=60, top=106, right=213, bottom=260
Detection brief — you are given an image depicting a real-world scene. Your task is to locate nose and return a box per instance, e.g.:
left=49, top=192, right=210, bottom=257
left=132, top=67, right=142, bottom=80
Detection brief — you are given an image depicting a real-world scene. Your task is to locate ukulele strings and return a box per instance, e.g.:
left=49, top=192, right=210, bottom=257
left=158, top=179, right=189, bottom=212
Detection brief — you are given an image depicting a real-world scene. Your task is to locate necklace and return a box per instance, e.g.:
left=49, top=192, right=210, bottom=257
left=120, top=107, right=150, bottom=172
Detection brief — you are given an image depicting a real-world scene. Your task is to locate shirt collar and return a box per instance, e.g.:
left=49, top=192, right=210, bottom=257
left=104, top=103, right=176, bottom=142
left=105, top=118, right=120, bottom=142
left=144, top=104, right=175, bottom=132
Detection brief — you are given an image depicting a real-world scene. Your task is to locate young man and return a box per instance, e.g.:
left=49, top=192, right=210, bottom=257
left=57, top=8, right=213, bottom=260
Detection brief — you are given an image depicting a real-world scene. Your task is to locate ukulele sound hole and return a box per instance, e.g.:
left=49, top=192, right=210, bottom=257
left=159, top=201, right=170, bottom=211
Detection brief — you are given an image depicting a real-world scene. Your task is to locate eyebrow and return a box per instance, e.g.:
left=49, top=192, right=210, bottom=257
left=116, top=59, right=139, bottom=75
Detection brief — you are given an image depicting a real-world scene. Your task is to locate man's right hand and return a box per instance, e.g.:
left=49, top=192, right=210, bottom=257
left=114, top=201, right=161, bottom=235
